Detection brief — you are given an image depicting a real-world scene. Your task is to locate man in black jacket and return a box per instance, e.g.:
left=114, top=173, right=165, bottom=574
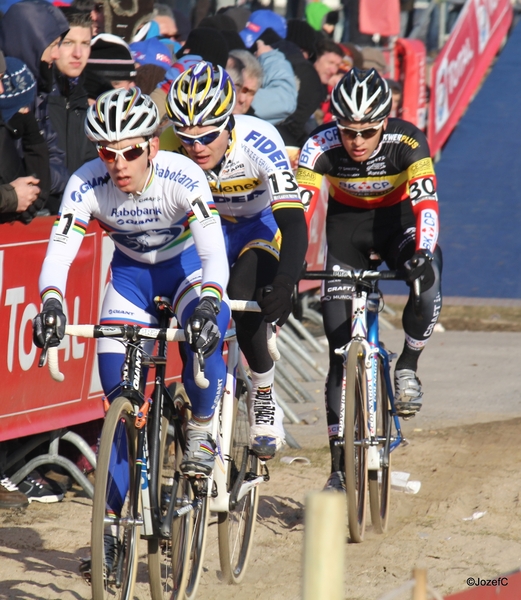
left=49, top=8, right=98, bottom=176
left=0, top=0, right=70, bottom=214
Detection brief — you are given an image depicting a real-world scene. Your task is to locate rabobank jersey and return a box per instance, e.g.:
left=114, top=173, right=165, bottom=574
left=39, top=150, right=229, bottom=304
left=162, top=115, right=303, bottom=221
left=296, top=119, right=440, bottom=252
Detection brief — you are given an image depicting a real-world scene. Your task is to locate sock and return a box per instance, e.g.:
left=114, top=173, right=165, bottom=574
left=395, top=340, right=424, bottom=372
left=187, top=418, right=212, bottom=433
left=248, top=366, right=285, bottom=442
left=329, top=436, right=344, bottom=473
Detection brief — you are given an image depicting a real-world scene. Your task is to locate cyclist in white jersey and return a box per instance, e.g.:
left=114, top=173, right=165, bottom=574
left=33, top=88, right=231, bottom=481
left=163, top=62, right=309, bottom=459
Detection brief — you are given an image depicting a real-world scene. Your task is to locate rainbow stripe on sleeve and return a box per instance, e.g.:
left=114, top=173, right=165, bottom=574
left=53, top=215, right=89, bottom=236
left=187, top=205, right=220, bottom=225
left=271, top=198, right=304, bottom=212
left=201, top=282, right=223, bottom=303
left=41, top=286, right=63, bottom=303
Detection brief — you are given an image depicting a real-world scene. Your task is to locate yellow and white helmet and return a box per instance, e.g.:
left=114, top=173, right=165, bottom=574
left=166, top=61, right=236, bottom=127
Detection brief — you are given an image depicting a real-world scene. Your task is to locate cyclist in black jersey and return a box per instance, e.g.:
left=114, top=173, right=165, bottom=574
left=296, top=68, right=443, bottom=491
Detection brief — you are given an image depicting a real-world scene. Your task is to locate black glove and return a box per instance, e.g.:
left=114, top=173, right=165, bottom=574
left=33, top=298, right=66, bottom=348
left=184, top=297, right=221, bottom=358
left=257, top=274, right=294, bottom=327
left=404, top=249, right=435, bottom=292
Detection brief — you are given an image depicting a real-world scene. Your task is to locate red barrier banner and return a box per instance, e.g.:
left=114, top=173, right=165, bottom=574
left=0, top=218, right=183, bottom=442
left=428, top=0, right=513, bottom=156
left=299, top=182, right=327, bottom=293
left=393, top=38, right=427, bottom=130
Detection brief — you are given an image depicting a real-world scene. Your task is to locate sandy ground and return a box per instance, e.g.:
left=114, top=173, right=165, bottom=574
left=2, top=328, right=521, bottom=600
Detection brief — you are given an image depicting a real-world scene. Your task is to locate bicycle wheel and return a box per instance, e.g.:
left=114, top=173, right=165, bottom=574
left=147, top=415, right=178, bottom=599
left=369, top=356, right=392, bottom=534
left=218, top=378, right=260, bottom=584
left=91, top=396, right=140, bottom=600
left=344, top=341, right=369, bottom=543
left=183, top=479, right=210, bottom=600
left=148, top=383, right=191, bottom=600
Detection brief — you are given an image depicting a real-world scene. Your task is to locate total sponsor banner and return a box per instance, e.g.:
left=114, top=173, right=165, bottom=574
left=428, top=0, right=513, bottom=156
left=0, top=218, right=183, bottom=442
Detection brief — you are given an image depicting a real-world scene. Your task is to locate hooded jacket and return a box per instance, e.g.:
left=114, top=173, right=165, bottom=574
left=0, top=0, right=69, bottom=209
left=48, top=71, right=98, bottom=176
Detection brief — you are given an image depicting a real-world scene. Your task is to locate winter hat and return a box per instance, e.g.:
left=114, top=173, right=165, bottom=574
left=179, top=28, right=229, bottom=68
left=286, top=19, right=318, bottom=56
left=240, top=10, right=287, bottom=48
left=305, top=2, right=331, bottom=31
left=0, top=57, right=37, bottom=122
left=130, top=39, right=173, bottom=69
left=222, top=7, right=251, bottom=32
left=87, top=33, right=137, bottom=80
left=198, top=13, right=238, bottom=32
left=221, top=29, right=246, bottom=51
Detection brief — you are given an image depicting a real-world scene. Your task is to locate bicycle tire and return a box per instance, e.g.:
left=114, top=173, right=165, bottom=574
left=218, top=378, right=260, bottom=584
left=183, top=480, right=210, bottom=600
left=148, top=415, right=179, bottom=599
left=344, top=341, right=369, bottom=543
left=91, top=396, right=140, bottom=600
left=369, top=357, right=391, bottom=534
left=163, top=382, right=211, bottom=600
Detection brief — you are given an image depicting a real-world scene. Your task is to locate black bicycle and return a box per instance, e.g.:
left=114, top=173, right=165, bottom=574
left=41, top=296, right=270, bottom=599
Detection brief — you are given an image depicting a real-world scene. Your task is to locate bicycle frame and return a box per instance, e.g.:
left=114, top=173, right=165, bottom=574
left=210, top=329, right=266, bottom=514
left=334, top=276, right=404, bottom=472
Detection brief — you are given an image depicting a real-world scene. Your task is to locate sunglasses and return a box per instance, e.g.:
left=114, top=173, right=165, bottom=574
left=337, top=119, right=385, bottom=140
left=159, top=33, right=182, bottom=41
left=97, top=141, right=149, bottom=163
left=174, top=119, right=229, bottom=147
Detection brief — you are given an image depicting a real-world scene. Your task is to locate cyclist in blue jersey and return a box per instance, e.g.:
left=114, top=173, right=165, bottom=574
left=33, top=87, right=231, bottom=486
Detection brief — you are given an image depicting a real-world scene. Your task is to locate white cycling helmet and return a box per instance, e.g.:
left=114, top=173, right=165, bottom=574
left=85, top=87, right=159, bottom=142
left=166, top=61, right=236, bottom=127
left=331, top=67, right=392, bottom=123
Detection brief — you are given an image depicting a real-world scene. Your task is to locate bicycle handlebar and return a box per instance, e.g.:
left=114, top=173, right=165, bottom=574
left=43, top=299, right=279, bottom=384
left=303, top=269, right=404, bottom=282
left=303, top=268, right=422, bottom=316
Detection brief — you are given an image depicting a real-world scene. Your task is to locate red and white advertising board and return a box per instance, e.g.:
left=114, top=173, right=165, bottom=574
left=393, top=38, right=428, bottom=131
left=299, top=182, right=327, bottom=294
left=428, top=0, right=513, bottom=155
left=0, top=218, right=183, bottom=442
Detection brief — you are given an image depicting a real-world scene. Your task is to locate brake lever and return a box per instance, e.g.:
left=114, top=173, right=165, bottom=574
left=196, top=348, right=205, bottom=372
left=38, top=314, right=57, bottom=368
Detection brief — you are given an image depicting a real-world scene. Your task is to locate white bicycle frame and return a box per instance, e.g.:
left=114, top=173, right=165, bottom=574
left=335, top=289, right=382, bottom=471
left=46, top=300, right=278, bottom=523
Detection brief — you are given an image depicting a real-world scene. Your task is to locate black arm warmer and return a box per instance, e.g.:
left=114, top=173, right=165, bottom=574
left=272, top=206, right=309, bottom=284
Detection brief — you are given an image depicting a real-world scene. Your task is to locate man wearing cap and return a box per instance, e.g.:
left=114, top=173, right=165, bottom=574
left=238, top=10, right=297, bottom=125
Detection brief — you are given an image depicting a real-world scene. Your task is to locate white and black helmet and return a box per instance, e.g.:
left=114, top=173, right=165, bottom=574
left=166, top=61, right=236, bottom=127
left=331, top=68, right=392, bottom=123
left=85, top=87, right=159, bottom=142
